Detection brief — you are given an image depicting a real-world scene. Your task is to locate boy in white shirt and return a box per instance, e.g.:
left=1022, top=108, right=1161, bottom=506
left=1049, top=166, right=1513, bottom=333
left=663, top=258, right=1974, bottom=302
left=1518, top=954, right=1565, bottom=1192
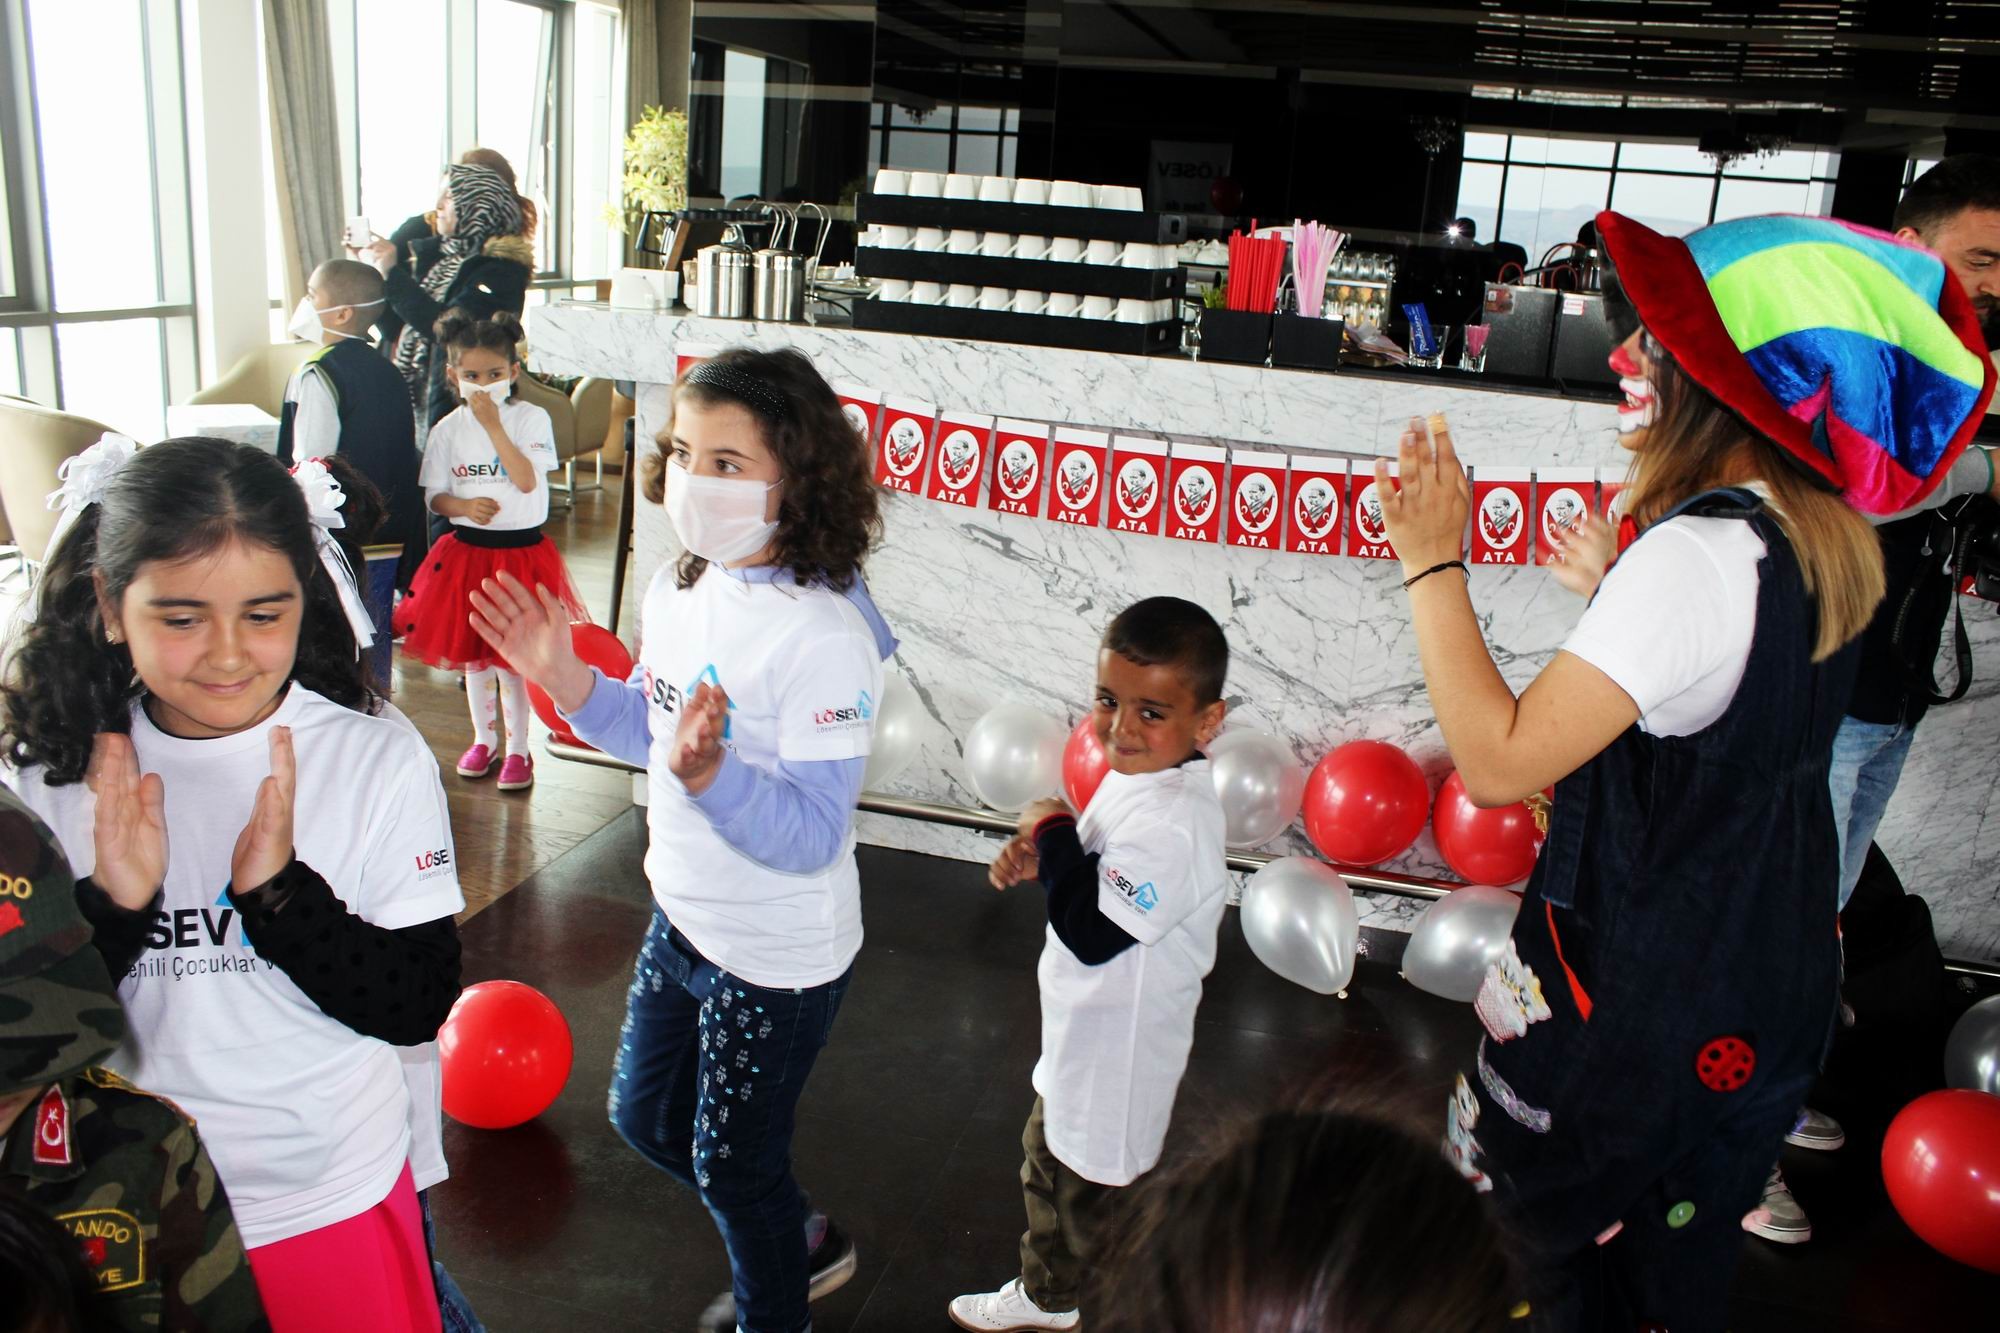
left=951, top=597, right=1232, bottom=1332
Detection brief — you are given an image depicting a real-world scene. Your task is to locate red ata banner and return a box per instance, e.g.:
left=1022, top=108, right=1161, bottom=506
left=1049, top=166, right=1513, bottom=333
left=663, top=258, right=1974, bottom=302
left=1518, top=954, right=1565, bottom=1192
left=1048, top=428, right=1110, bottom=527
left=874, top=398, right=937, bottom=493
left=1347, top=461, right=1399, bottom=561
left=834, top=382, right=882, bottom=449
left=1470, top=466, right=1530, bottom=566
left=1286, top=455, right=1345, bottom=556
left=1166, top=443, right=1226, bottom=543
left=1108, top=435, right=1169, bottom=536
left=1225, top=449, right=1287, bottom=550
left=929, top=413, right=993, bottom=507
left=988, top=419, right=1050, bottom=518
left=674, top=342, right=719, bottom=379
left=1534, top=469, right=1597, bottom=567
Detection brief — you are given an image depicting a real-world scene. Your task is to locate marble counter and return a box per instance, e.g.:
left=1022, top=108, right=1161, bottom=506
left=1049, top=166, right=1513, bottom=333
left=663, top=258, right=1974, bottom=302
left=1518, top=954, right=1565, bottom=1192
left=530, top=302, right=2000, bottom=962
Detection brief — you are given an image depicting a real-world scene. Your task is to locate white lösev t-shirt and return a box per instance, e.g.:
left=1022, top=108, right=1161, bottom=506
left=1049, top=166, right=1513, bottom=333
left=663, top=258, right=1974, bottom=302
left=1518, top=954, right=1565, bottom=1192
left=1563, top=513, right=1767, bottom=738
left=7, top=687, right=464, bottom=1248
left=1032, top=760, right=1230, bottom=1186
left=419, top=396, right=558, bottom=532
left=637, top=567, right=882, bottom=988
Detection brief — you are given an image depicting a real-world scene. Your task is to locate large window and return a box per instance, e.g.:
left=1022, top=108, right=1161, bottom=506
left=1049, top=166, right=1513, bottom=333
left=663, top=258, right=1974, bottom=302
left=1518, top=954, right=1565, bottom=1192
left=1456, top=134, right=1840, bottom=262
left=0, top=0, right=195, bottom=438
left=868, top=102, right=1020, bottom=177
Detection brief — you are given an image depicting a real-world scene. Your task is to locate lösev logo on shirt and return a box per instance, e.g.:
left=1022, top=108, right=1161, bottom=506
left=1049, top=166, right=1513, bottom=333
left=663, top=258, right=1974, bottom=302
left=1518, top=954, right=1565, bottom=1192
left=812, top=691, right=874, bottom=734
left=452, top=456, right=505, bottom=480
left=1104, top=865, right=1158, bottom=913
left=126, top=888, right=278, bottom=979
left=415, top=847, right=453, bottom=882
left=643, top=664, right=735, bottom=739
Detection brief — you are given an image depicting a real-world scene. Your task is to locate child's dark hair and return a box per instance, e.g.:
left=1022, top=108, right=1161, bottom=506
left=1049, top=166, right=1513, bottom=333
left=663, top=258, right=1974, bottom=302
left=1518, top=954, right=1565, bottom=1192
left=1103, top=596, right=1228, bottom=703
left=1093, top=1108, right=1515, bottom=1333
left=435, top=308, right=525, bottom=364
left=314, top=453, right=387, bottom=575
left=0, top=438, right=377, bottom=786
left=645, top=347, right=883, bottom=592
left=0, top=1193, right=106, bottom=1333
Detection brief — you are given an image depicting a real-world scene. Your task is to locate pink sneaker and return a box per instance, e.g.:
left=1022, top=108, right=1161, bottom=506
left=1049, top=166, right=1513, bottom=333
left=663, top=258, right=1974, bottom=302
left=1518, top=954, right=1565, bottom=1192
left=497, top=753, right=534, bottom=791
left=456, top=743, right=496, bottom=778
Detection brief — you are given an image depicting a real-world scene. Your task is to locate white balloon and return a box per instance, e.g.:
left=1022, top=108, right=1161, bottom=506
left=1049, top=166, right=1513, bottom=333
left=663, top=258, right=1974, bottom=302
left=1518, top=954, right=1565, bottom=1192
left=963, top=702, right=1067, bottom=812
left=1403, top=885, right=1521, bottom=1002
left=1239, top=856, right=1359, bottom=995
left=863, top=672, right=924, bottom=789
left=1208, top=729, right=1306, bottom=849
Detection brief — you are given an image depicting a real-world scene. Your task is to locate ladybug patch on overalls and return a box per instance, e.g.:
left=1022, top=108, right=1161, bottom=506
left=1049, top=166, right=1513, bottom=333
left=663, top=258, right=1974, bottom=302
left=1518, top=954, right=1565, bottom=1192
left=1694, top=1036, right=1755, bottom=1092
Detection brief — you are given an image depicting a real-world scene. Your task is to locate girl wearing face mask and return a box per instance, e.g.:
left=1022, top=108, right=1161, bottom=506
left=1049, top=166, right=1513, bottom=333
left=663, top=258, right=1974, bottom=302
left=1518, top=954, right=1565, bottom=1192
left=393, top=309, right=583, bottom=792
left=468, top=347, right=896, bottom=1333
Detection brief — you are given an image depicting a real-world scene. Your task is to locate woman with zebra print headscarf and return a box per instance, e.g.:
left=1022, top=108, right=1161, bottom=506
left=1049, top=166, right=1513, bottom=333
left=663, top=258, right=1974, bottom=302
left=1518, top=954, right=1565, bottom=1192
left=369, top=162, right=534, bottom=431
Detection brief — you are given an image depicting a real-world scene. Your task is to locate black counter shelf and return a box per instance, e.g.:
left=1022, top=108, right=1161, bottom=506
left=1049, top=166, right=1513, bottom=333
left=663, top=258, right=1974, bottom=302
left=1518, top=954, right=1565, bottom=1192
left=853, top=247, right=1182, bottom=299
left=856, top=193, right=1187, bottom=245
left=852, top=298, right=1180, bottom=355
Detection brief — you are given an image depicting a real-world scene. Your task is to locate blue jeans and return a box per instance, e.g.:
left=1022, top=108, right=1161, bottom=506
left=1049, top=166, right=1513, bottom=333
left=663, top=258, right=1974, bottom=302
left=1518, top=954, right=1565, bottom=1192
left=419, top=1189, right=486, bottom=1333
left=1828, top=716, right=1917, bottom=911
left=608, top=909, right=851, bottom=1333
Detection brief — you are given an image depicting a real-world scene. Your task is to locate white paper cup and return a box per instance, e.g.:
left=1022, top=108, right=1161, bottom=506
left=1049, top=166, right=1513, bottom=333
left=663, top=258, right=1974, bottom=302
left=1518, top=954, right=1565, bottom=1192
left=978, top=176, right=1012, bottom=203
left=945, top=174, right=980, bottom=200
left=914, top=227, right=948, bottom=252
left=907, top=172, right=944, bottom=197
left=1115, top=297, right=1149, bottom=323
left=1011, top=290, right=1047, bottom=314
left=947, top=230, right=979, bottom=255
left=1082, top=294, right=1114, bottom=319
left=1152, top=299, right=1174, bottom=322
left=1085, top=239, right=1124, bottom=266
left=874, top=225, right=913, bottom=249
left=978, top=286, right=1012, bottom=311
left=1119, top=243, right=1160, bottom=268
left=1049, top=237, right=1084, bottom=263
left=1013, top=235, right=1052, bottom=260
left=1046, top=291, right=1080, bottom=317
left=1049, top=180, right=1088, bottom=207
left=911, top=281, right=945, bottom=304
left=947, top=284, right=978, bottom=308
left=1013, top=179, right=1050, bottom=206
left=877, top=279, right=912, bottom=302
left=874, top=169, right=910, bottom=196
left=979, top=232, right=1015, bottom=257
left=1108, top=184, right=1143, bottom=210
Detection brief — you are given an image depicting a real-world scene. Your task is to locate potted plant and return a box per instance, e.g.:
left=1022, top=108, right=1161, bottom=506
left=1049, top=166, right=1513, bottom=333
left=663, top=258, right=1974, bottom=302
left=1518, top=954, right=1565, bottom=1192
left=610, top=105, right=689, bottom=263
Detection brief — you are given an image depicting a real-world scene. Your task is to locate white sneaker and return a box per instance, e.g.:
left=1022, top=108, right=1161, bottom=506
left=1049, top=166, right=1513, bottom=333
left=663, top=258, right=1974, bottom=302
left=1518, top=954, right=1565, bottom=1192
left=1742, top=1166, right=1812, bottom=1244
left=1785, top=1107, right=1846, bottom=1151
left=948, top=1277, right=1080, bottom=1331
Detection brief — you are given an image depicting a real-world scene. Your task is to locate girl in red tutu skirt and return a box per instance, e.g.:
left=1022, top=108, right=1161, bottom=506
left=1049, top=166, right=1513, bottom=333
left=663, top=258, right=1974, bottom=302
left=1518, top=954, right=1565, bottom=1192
left=396, top=309, right=583, bottom=790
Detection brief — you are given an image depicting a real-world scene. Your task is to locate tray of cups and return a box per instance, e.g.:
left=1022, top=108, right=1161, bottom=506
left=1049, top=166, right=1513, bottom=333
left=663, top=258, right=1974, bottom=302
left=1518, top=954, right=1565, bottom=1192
left=853, top=246, right=1182, bottom=300
left=853, top=291, right=1181, bottom=356
left=859, top=176, right=1185, bottom=246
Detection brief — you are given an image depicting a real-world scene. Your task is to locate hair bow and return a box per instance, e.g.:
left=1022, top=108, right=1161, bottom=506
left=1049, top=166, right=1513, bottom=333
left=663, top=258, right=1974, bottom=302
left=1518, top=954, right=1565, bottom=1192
left=43, top=433, right=139, bottom=557
left=291, top=458, right=377, bottom=653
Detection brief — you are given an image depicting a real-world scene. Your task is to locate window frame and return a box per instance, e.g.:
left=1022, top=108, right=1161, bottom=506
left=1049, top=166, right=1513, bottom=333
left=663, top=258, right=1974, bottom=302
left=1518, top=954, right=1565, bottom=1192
left=868, top=102, right=1020, bottom=178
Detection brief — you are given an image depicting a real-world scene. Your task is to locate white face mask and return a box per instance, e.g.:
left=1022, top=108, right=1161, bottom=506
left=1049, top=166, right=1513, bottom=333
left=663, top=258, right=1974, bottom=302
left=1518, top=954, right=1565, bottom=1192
left=457, top=377, right=512, bottom=403
left=288, top=297, right=375, bottom=343
left=664, top=461, right=780, bottom=565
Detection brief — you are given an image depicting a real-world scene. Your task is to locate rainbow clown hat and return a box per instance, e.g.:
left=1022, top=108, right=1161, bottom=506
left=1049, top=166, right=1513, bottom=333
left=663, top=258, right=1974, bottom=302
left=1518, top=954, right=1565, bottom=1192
left=1596, top=210, right=1995, bottom=516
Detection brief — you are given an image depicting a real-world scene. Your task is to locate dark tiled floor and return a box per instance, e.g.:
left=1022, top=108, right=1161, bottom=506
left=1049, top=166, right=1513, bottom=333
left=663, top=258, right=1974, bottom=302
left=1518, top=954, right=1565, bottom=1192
left=432, top=810, right=2000, bottom=1331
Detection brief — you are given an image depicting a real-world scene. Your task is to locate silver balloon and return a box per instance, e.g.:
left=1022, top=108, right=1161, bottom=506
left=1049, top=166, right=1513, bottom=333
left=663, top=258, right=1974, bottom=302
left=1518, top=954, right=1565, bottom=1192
left=1403, top=885, right=1521, bottom=1002
left=963, top=702, right=1067, bottom=813
left=1945, top=995, right=2000, bottom=1096
left=862, top=672, right=924, bottom=789
left=1240, top=856, right=1360, bottom=995
left=1208, top=729, right=1307, bottom=849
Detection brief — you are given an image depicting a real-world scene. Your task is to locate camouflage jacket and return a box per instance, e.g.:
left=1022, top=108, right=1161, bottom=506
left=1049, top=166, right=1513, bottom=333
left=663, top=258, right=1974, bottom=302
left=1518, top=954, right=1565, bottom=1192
left=0, top=1066, right=270, bottom=1331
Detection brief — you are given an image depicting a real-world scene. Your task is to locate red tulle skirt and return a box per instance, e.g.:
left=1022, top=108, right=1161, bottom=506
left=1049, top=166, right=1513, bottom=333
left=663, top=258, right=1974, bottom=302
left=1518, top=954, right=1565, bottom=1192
left=396, top=531, right=586, bottom=673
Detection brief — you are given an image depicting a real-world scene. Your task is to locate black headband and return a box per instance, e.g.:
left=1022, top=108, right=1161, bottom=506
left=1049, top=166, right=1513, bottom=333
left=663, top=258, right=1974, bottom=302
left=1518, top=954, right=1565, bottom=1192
left=681, top=360, right=789, bottom=422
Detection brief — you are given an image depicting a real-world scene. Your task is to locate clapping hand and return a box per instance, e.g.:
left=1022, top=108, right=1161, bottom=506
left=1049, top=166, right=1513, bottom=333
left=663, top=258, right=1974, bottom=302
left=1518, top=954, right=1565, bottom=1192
left=230, top=728, right=295, bottom=892
left=670, top=682, right=730, bottom=794
left=1376, top=414, right=1472, bottom=577
left=1547, top=512, right=1618, bottom=599
left=86, top=733, right=167, bottom=912
left=468, top=572, right=591, bottom=709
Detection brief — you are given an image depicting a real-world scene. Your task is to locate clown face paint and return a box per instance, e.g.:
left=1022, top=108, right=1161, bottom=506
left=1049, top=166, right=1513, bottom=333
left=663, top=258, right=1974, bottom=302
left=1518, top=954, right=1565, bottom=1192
left=1609, top=339, right=1655, bottom=445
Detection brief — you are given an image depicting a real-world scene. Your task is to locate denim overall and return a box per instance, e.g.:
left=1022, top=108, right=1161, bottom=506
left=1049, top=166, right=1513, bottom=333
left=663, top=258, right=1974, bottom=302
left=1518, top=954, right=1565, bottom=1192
left=1449, top=490, right=1853, bottom=1331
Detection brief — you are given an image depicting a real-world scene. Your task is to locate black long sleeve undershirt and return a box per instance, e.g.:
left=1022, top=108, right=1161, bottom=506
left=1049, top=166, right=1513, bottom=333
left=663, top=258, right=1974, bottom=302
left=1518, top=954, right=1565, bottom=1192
left=227, top=859, right=462, bottom=1046
left=75, top=862, right=461, bottom=1046
left=1033, top=815, right=1139, bottom=966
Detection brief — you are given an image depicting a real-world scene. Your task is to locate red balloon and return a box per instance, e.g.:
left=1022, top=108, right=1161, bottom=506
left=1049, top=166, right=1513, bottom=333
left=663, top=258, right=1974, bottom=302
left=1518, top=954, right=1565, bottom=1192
left=1433, top=771, right=1548, bottom=886
left=1882, top=1089, right=2000, bottom=1273
left=1063, top=715, right=1110, bottom=811
left=1303, top=740, right=1430, bottom=866
left=440, top=980, right=574, bottom=1130
left=527, top=622, right=635, bottom=748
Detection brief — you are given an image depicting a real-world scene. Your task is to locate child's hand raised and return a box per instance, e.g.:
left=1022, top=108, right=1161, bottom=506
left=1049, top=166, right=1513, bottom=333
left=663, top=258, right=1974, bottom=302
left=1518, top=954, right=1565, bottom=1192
left=1016, top=797, right=1072, bottom=840
left=230, top=727, right=296, bottom=891
left=989, top=834, right=1040, bottom=890
left=86, top=733, right=167, bottom=912
left=466, top=386, right=503, bottom=431
left=670, top=682, right=729, bottom=794
left=469, top=571, right=593, bottom=710
left=1548, top=512, right=1617, bottom=600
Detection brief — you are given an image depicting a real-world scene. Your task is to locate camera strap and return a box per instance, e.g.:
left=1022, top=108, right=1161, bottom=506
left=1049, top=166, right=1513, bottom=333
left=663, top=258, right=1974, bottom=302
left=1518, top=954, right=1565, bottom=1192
left=1892, top=513, right=1973, bottom=706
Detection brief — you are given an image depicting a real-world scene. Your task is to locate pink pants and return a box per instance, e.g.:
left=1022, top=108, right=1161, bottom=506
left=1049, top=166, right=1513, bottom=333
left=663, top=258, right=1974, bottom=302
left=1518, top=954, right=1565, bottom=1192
left=245, top=1163, right=442, bottom=1333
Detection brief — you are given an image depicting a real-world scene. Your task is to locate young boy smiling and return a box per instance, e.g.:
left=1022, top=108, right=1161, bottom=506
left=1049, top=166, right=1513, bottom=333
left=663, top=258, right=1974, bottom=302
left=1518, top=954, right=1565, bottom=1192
left=951, top=597, right=1231, bottom=1332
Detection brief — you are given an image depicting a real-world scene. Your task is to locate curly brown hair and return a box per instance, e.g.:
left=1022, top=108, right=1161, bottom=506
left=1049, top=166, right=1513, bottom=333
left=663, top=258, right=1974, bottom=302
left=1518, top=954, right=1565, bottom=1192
left=643, top=347, right=883, bottom=591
